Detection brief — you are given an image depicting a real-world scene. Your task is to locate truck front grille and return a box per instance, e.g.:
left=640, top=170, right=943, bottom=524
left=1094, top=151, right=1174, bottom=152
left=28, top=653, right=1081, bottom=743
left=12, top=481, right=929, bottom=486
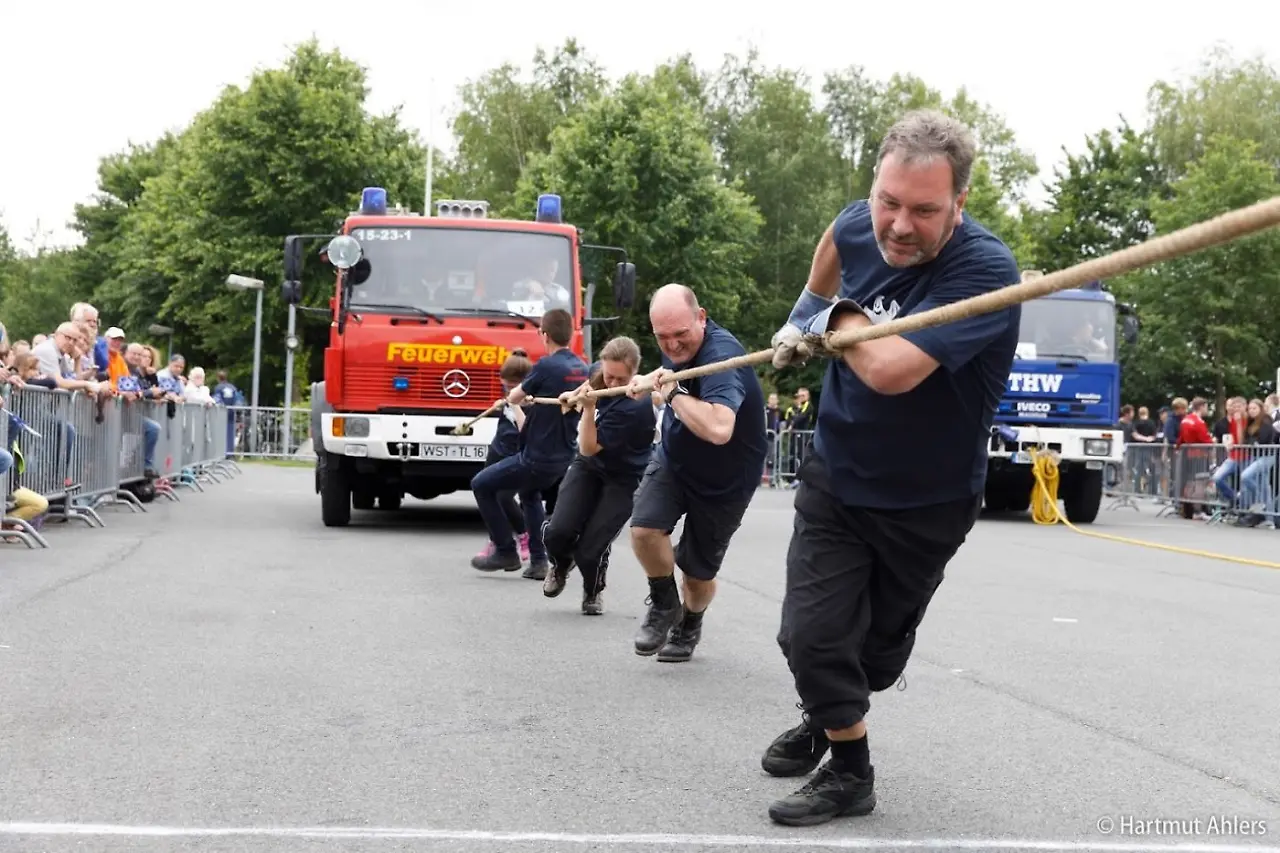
left=343, top=364, right=503, bottom=409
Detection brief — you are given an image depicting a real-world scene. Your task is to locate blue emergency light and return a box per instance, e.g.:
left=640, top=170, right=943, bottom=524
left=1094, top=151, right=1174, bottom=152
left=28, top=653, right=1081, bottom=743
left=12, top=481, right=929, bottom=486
left=535, top=193, right=562, bottom=223
left=392, top=376, right=410, bottom=391
left=360, top=187, right=388, bottom=216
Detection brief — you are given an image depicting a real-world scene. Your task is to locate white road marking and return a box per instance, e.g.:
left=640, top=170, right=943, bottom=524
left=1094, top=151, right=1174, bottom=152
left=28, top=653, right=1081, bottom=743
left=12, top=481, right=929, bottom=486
left=1, top=823, right=1278, bottom=852
left=1053, top=617, right=1079, bottom=623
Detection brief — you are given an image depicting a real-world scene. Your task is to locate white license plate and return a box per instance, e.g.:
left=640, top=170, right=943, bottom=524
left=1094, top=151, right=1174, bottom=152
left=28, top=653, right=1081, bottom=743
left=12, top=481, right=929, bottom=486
left=395, top=443, right=487, bottom=461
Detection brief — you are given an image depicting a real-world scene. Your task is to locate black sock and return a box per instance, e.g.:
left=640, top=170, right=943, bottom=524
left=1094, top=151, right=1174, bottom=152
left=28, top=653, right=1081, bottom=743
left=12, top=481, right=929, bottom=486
left=648, top=574, right=679, bottom=608
left=829, top=735, right=871, bottom=777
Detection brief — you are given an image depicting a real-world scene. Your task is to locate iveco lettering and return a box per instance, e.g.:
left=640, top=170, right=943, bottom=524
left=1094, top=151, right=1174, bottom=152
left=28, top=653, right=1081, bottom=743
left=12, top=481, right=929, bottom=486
left=281, top=187, right=637, bottom=528
left=986, top=271, right=1139, bottom=524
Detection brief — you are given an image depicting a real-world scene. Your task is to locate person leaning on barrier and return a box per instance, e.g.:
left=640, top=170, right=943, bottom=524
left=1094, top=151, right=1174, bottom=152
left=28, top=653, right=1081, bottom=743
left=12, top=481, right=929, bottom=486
left=624, top=283, right=768, bottom=663
left=764, top=109, right=1021, bottom=826
left=541, top=336, right=657, bottom=614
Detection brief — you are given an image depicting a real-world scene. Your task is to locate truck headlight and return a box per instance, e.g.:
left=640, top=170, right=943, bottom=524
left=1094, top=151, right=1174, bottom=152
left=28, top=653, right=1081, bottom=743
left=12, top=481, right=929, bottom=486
left=332, top=416, right=370, bottom=438
left=1084, top=438, right=1111, bottom=456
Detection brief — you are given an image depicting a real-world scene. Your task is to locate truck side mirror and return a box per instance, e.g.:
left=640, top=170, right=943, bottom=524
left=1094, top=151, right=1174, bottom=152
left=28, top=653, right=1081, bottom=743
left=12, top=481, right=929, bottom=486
left=613, top=262, right=636, bottom=310
left=1122, top=315, right=1139, bottom=345
left=284, top=236, right=304, bottom=282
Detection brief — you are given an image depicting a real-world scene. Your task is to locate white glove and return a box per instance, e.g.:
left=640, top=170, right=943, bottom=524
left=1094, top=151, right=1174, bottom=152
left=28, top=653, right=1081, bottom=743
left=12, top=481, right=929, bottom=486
left=771, top=323, right=818, bottom=370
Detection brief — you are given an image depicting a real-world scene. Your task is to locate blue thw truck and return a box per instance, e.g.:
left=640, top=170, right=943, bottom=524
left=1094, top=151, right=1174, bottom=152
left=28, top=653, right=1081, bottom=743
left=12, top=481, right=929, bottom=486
left=984, top=270, right=1139, bottom=524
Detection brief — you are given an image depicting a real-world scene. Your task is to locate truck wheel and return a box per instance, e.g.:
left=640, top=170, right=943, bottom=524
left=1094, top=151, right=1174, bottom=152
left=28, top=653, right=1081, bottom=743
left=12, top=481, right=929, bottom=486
left=353, top=489, right=375, bottom=511
left=1063, top=468, right=1103, bottom=525
left=378, top=492, right=402, bottom=511
left=320, top=451, right=351, bottom=527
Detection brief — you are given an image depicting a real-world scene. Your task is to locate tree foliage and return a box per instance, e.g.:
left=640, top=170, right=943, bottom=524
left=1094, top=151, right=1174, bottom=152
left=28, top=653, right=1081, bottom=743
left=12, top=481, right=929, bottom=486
left=4, top=39, right=1272, bottom=413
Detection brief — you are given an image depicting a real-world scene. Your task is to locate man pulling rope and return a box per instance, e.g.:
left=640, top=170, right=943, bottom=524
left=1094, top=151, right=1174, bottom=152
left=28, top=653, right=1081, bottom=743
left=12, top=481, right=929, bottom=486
left=521, top=111, right=1280, bottom=829
left=760, top=109, right=1021, bottom=827
left=622, top=284, right=769, bottom=663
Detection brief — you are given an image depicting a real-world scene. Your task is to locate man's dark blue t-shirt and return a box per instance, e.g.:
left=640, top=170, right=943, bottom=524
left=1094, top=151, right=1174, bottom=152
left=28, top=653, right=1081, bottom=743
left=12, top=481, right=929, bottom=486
left=584, top=395, right=656, bottom=480
left=804, top=200, right=1020, bottom=510
left=518, top=347, right=590, bottom=467
left=659, top=319, right=768, bottom=499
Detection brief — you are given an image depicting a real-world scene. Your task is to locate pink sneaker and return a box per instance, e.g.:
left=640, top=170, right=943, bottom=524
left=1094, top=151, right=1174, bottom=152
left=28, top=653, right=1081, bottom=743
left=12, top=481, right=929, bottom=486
left=474, top=540, right=496, bottom=559
left=518, top=532, right=531, bottom=561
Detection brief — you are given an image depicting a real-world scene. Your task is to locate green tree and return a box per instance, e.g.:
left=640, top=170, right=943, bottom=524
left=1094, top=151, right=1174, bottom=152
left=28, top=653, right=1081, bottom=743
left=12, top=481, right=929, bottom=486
left=821, top=68, right=1039, bottom=208
left=1147, top=47, right=1280, bottom=184
left=1117, top=134, right=1280, bottom=410
left=512, top=71, right=763, bottom=367
left=704, top=51, right=846, bottom=384
left=447, top=39, right=607, bottom=213
left=0, top=247, right=83, bottom=340
left=90, top=40, right=427, bottom=404
left=1028, top=121, right=1168, bottom=272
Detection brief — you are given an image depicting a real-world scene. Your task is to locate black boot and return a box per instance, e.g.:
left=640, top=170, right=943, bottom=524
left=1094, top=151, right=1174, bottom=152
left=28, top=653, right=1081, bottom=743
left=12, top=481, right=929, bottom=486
left=656, top=606, right=703, bottom=662
left=542, top=555, right=573, bottom=598
left=634, top=575, right=681, bottom=656
left=581, top=590, right=604, bottom=615
left=760, top=704, right=830, bottom=777
left=767, top=761, right=876, bottom=826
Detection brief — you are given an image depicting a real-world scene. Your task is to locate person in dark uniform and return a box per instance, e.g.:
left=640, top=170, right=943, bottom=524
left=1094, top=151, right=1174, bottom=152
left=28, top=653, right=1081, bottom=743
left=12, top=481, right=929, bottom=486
left=541, top=336, right=656, bottom=614
left=625, top=283, right=768, bottom=663
left=764, top=109, right=1021, bottom=826
left=470, top=309, right=589, bottom=579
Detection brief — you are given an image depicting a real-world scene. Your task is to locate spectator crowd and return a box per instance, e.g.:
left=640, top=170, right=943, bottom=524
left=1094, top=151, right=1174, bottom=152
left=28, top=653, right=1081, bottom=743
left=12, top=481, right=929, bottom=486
left=0, top=302, right=240, bottom=541
left=1117, top=394, right=1280, bottom=527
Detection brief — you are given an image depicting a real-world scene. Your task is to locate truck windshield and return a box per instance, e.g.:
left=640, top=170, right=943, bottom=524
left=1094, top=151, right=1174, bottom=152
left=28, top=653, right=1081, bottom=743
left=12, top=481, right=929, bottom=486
left=345, top=226, right=575, bottom=319
left=1016, top=297, right=1116, bottom=363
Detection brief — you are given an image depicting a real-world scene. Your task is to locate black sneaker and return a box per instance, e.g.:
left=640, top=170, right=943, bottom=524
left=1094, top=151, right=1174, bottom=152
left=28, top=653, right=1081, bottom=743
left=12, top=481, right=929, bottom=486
left=657, top=610, right=702, bottom=662
left=761, top=705, right=830, bottom=777
left=523, top=558, right=549, bottom=581
left=767, top=761, right=876, bottom=826
left=542, top=556, right=573, bottom=598
left=472, top=551, right=522, bottom=572
left=634, top=594, right=682, bottom=656
left=582, top=591, right=604, bottom=615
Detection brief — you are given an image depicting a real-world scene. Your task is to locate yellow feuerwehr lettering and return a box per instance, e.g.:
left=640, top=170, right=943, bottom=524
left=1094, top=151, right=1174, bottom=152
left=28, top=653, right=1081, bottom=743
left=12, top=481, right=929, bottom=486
left=385, top=343, right=511, bottom=365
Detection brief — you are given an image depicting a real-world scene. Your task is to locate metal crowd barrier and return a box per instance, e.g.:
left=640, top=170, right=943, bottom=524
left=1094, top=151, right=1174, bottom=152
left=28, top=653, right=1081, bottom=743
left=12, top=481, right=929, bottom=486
left=1107, top=442, right=1280, bottom=526
left=0, top=386, right=240, bottom=549
left=764, top=429, right=815, bottom=488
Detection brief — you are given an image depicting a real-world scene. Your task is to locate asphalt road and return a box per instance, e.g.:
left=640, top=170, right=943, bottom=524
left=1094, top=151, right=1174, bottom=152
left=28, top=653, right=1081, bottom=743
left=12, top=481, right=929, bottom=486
left=2, top=463, right=1279, bottom=853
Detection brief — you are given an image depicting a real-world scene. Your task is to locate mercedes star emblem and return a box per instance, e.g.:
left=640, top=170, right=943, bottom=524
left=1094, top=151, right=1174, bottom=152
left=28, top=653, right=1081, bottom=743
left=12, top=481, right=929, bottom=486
left=442, top=369, right=471, bottom=398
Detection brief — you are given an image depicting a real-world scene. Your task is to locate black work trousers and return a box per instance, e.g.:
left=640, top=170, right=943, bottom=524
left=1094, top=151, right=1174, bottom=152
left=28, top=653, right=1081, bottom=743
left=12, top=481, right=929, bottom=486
left=543, top=455, right=640, bottom=595
left=777, top=452, right=982, bottom=731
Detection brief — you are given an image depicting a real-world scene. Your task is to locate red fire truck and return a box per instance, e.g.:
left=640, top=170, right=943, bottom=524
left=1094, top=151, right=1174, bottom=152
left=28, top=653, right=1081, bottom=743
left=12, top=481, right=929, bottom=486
left=282, top=188, right=636, bottom=527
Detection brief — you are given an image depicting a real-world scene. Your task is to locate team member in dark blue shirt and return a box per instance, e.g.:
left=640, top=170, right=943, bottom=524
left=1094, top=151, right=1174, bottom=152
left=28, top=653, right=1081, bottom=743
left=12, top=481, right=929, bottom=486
left=626, top=283, right=768, bottom=663
left=762, top=110, right=1021, bottom=827
left=541, top=336, right=657, bottom=614
left=471, top=309, right=589, bottom=578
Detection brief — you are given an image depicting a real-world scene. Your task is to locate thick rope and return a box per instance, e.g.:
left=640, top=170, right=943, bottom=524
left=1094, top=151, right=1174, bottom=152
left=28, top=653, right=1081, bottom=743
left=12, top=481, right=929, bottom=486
left=517, top=193, right=1280, bottom=413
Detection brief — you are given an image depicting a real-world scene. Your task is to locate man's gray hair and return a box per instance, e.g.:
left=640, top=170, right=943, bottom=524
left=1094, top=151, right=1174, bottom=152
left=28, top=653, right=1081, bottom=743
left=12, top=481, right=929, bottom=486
left=876, top=109, right=977, bottom=198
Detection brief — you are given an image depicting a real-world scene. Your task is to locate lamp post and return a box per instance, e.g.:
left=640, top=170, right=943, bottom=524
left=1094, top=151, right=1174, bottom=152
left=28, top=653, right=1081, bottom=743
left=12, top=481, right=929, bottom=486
left=226, top=274, right=264, bottom=454
left=147, top=324, right=174, bottom=362
left=283, top=304, right=300, bottom=456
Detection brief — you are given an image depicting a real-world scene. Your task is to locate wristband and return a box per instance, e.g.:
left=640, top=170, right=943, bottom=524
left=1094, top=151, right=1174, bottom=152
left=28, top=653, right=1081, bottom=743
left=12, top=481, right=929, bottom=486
left=785, top=288, right=838, bottom=330
left=805, top=298, right=865, bottom=336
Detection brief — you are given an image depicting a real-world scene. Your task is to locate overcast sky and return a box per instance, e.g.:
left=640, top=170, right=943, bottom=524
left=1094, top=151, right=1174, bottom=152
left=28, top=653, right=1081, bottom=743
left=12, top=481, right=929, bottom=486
left=4, top=0, right=1277, bottom=252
